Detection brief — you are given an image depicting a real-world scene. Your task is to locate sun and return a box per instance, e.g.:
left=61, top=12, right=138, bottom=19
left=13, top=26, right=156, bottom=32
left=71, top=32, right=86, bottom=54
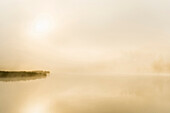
left=28, top=15, right=54, bottom=38
left=34, top=19, right=50, bottom=33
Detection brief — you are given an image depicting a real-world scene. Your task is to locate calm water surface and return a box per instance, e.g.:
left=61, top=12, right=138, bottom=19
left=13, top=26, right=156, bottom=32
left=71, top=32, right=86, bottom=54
left=0, top=73, right=170, bottom=113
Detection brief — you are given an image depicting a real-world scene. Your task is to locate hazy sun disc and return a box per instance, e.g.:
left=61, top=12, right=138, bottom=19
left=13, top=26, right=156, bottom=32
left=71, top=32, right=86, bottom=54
left=34, top=19, right=50, bottom=33
left=28, top=16, right=54, bottom=38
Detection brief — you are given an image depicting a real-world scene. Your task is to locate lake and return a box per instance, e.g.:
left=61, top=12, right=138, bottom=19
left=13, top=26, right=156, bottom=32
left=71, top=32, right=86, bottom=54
left=0, top=73, right=170, bottom=113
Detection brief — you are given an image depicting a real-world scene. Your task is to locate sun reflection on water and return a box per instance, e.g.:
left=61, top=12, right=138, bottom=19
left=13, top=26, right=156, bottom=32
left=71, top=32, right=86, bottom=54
left=22, top=101, right=49, bottom=113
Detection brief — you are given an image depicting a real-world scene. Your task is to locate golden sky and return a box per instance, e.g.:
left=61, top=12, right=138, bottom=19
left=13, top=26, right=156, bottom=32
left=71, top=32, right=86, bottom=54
left=1, top=1, right=170, bottom=113
left=0, top=0, right=170, bottom=73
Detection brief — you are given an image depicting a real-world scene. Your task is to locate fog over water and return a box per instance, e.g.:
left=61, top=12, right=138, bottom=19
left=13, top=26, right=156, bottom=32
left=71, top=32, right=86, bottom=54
left=1, top=0, right=170, bottom=112
left=1, top=73, right=170, bottom=113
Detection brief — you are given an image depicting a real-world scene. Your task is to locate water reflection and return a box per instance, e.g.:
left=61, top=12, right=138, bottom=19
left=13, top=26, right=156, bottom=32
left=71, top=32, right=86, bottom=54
left=0, top=73, right=170, bottom=113
left=22, top=101, right=49, bottom=113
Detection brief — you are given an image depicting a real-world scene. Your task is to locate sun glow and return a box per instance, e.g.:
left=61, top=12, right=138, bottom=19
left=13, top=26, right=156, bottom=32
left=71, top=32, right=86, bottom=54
left=27, top=15, right=54, bottom=38
left=23, top=102, right=47, bottom=113
left=34, top=19, right=50, bottom=33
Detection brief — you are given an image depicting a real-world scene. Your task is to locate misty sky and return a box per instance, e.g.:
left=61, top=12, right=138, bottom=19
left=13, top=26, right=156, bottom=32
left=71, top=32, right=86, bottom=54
left=1, top=1, right=170, bottom=113
left=0, top=0, right=170, bottom=73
